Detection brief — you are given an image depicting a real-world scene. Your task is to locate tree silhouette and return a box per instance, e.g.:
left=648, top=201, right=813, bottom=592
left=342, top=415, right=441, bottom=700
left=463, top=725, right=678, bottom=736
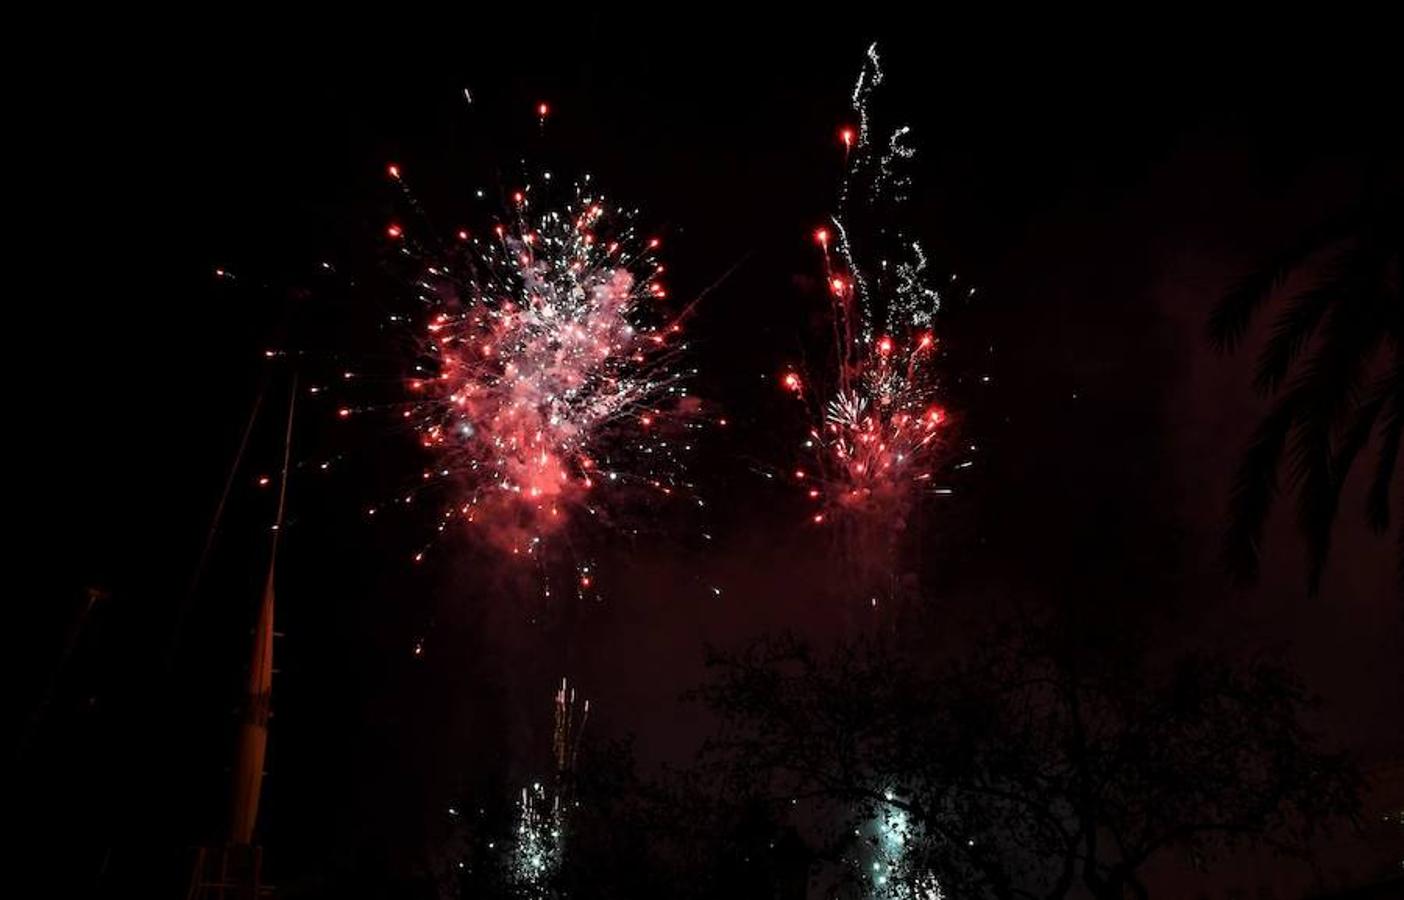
left=1208, top=192, right=1402, bottom=592
left=696, top=627, right=1361, bottom=899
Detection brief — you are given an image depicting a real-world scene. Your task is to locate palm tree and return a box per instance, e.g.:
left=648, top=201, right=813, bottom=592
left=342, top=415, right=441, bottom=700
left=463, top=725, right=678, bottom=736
left=1208, top=191, right=1401, bottom=593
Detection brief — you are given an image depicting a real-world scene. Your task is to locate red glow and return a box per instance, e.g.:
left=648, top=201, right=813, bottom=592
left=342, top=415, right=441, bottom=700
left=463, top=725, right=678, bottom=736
left=537, top=102, right=550, bottom=118
left=338, top=407, right=351, bottom=418
left=839, top=126, right=855, bottom=148
left=387, top=223, right=403, bottom=239
left=814, top=227, right=829, bottom=248
left=830, top=276, right=848, bottom=296
left=783, top=372, right=802, bottom=392
left=387, top=163, right=401, bottom=180
left=457, top=229, right=469, bottom=241
left=877, top=336, right=894, bottom=356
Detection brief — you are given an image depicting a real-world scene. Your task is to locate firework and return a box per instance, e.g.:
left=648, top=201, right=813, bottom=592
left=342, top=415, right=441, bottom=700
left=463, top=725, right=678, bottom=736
left=857, top=793, right=944, bottom=899
left=363, top=166, right=697, bottom=563
left=512, top=780, right=563, bottom=896
left=785, top=44, right=954, bottom=537
left=510, top=679, right=588, bottom=897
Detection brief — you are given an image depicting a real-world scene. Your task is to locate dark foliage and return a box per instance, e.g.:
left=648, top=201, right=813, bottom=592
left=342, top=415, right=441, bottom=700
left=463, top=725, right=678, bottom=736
left=1208, top=192, right=1402, bottom=592
left=694, top=626, right=1362, bottom=899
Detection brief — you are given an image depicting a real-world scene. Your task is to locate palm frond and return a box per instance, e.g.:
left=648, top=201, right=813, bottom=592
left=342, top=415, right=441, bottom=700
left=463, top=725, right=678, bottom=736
left=1213, top=194, right=1402, bottom=592
left=1334, top=376, right=1389, bottom=505
left=1366, top=360, right=1402, bottom=534
left=1208, top=208, right=1363, bottom=353
left=1252, top=246, right=1363, bottom=394
left=1223, top=393, right=1300, bottom=586
left=1285, top=285, right=1388, bottom=593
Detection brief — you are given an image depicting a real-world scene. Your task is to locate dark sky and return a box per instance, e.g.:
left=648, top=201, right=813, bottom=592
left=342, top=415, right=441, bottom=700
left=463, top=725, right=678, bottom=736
left=19, top=13, right=1401, bottom=894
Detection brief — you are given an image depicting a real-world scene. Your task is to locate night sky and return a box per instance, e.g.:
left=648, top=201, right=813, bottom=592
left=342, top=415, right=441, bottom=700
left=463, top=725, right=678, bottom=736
left=19, top=14, right=1401, bottom=896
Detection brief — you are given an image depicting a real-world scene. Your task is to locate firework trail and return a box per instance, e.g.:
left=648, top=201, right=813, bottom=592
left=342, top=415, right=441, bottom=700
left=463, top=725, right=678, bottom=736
left=350, top=164, right=701, bottom=572
left=782, top=43, right=960, bottom=591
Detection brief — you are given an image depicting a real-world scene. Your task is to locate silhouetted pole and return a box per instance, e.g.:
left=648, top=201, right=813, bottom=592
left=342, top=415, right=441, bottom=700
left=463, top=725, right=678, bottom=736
left=229, top=374, right=295, bottom=844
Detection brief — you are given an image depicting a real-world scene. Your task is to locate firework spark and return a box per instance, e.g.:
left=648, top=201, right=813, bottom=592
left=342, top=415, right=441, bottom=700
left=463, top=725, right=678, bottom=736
left=365, top=168, right=698, bottom=562
left=785, top=43, right=953, bottom=537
